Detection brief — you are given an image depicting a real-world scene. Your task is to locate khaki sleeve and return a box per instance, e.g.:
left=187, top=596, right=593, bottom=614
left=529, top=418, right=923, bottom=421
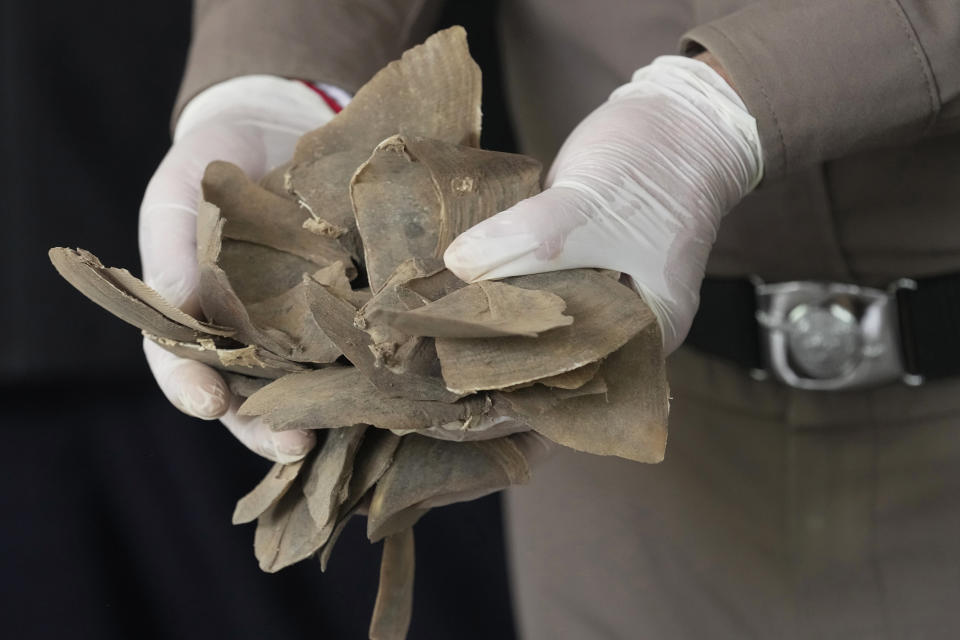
left=681, top=0, right=960, bottom=179
left=174, top=0, right=435, bottom=125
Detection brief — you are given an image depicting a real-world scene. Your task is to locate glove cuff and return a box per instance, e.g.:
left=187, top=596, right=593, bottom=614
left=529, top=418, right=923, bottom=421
left=613, top=55, right=764, bottom=193
left=175, top=75, right=346, bottom=142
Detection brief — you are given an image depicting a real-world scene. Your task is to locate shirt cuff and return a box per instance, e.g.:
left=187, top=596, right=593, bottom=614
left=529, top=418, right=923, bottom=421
left=680, top=0, right=940, bottom=179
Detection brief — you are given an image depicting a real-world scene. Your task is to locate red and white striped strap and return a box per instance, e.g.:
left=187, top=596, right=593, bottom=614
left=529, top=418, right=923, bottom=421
left=299, top=81, right=352, bottom=114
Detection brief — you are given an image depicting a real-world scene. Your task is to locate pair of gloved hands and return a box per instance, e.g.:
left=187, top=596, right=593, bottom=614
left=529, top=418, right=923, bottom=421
left=140, top=56, right=762, bottom=463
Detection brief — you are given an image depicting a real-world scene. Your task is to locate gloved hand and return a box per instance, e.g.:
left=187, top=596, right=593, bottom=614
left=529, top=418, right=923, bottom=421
left=140, top=75, right=338, bottom=463
left=444, top=55, right=763, bottom=354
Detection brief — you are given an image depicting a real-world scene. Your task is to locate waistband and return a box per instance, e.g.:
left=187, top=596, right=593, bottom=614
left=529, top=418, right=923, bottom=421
left=668, top=345, right=960, bottom=430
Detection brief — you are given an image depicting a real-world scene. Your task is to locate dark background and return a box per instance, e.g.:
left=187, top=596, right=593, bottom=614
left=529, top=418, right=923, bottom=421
left=1, top=2, right=519, bottom=638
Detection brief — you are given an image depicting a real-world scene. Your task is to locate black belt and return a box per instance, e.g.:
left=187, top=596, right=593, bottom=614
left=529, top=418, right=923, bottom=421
left=685, top=273, right=960, bottom=387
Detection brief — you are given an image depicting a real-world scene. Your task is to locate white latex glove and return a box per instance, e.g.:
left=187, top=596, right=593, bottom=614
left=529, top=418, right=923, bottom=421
left=140, top=75, right=340, bottom=463
left=444, top=56, right=763, bottom=354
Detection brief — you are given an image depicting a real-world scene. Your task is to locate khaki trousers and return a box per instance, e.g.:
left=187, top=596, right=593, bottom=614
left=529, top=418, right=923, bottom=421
left=506, top=347, right=960, bottom=639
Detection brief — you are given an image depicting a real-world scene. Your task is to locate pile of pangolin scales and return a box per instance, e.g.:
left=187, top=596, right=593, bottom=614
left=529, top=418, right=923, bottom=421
left=49, top=27, right=668, bottom=640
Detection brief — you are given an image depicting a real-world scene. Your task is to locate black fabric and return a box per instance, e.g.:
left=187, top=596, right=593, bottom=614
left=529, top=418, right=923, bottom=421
left=896, top=273, right=960, bottom=380
left=2, top=2, right=519, bottom=638
left=0, top=380, right=516, bottom=639
left=1, top=2, right=189, bottom=381
left=685, top=277, right=763, bottom=371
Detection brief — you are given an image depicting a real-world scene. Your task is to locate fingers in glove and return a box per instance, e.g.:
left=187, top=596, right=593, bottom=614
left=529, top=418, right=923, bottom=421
left=143, top=337, right=230, bottom=419
left=139, top=203, right=201, bottom=316
left=443, top=187, right=593, bottom=283
left=219, top=395, right=316, bottom=464
left=444, top=185, right=671, bottom=297
left=143, top=339, right=315, bottom=463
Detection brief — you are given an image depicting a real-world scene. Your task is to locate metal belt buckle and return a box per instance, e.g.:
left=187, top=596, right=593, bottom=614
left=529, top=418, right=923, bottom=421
left=754, top=279, right=919, bottom=390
